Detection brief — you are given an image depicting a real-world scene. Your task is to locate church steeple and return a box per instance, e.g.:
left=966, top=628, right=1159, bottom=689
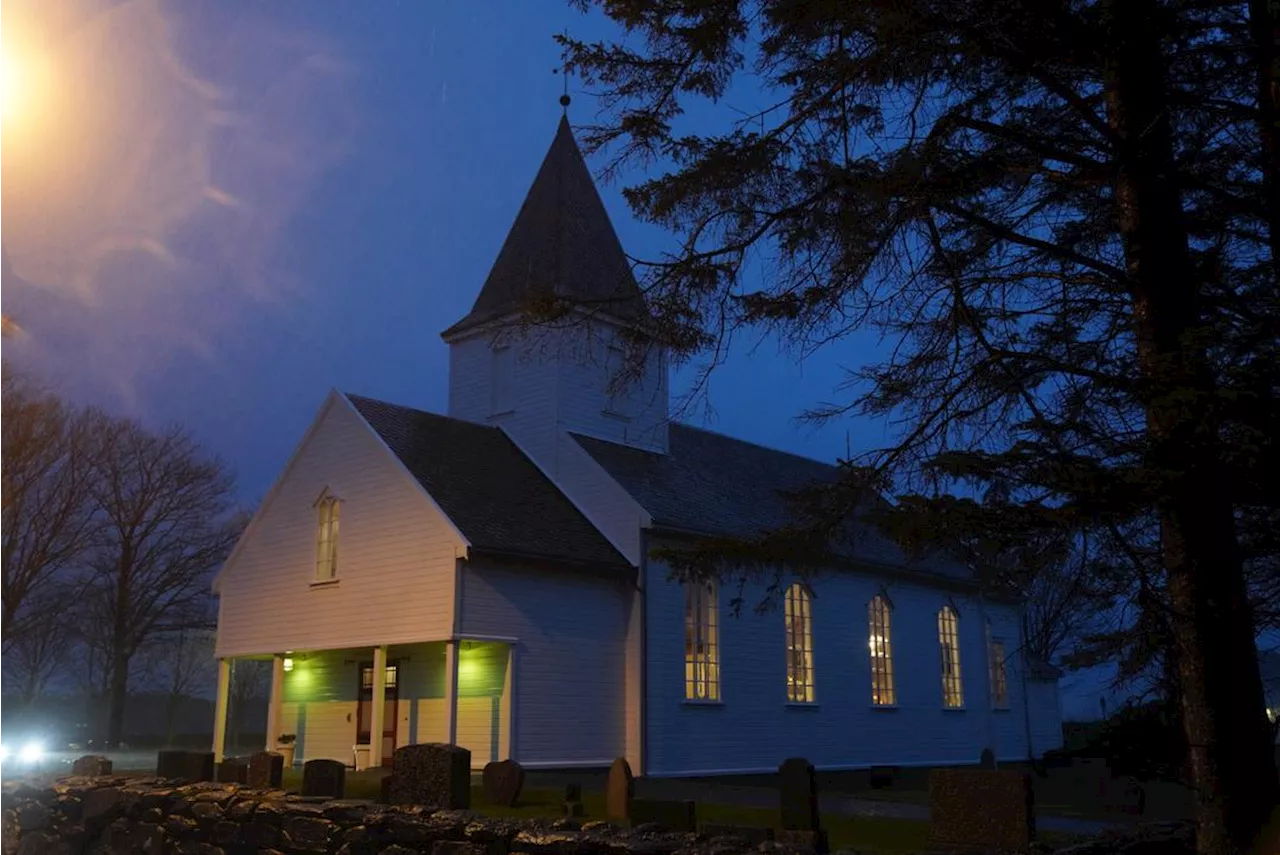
left=441, top=116, right=645, bottom=340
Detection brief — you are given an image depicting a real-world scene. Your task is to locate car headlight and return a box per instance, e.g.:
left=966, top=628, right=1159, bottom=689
left=19, top=742, right=42, bottom=764
left=0, top=744, right=8, bottom=763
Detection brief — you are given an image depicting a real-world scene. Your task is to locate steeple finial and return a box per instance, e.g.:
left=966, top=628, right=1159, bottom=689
left=555, top=29, right=572, bottom=113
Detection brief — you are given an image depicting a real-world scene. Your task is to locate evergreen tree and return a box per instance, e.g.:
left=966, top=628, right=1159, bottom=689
left=560, top=1, right=1280, bottom=852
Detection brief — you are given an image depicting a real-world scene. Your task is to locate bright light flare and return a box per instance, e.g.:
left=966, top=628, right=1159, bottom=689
left=1, top=39, right=50, bottom=133
left=0, top=744, right=9, bottom=764
left=19, top=741, right=44, bottom=764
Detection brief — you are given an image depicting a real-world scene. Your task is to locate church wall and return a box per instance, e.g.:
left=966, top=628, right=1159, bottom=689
left=644, top=555, right=1057, bottom=775
left=457, top=557, right=630, bottom=768
left=215, top=393, right=460, bottom=659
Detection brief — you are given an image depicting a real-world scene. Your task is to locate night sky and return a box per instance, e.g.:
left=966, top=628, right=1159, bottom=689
left=1, top=0, right=1114, bottom=718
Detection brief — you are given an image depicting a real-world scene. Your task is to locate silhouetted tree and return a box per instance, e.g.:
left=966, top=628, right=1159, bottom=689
left=560, top=1, right=1278, bottom=851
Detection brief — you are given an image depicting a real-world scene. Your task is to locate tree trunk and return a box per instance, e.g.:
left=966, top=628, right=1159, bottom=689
left=1103, top=2, right=1280, bottom=853
left=105, top=647, right=130, bottom=748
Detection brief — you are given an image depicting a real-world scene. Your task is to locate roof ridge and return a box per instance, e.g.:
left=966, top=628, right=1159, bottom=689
left=670, top=421, right=848, bottom=471
left=342, top=392, right=504, bottom=433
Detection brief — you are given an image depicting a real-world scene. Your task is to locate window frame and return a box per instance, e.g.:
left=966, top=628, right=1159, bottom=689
left=314, top=491, right=341, bottom=583
left=938, top=605, right=965, bottom=709
left=602, top=344, right=638, bottom=421
left=868, top=594, right=896, bottom=707
left=684, top=581, right=721, bottom=702
left=989, top=637, right=1010, bottom=710
left=784, top=583, right=816, bottom=703
left=490, top=344, right=515, bottom=416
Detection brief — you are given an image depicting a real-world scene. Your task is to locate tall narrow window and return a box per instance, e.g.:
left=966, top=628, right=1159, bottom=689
left=938, top=605, right=964, bottom=707
left=490, top=345, right=514, bottom=415
left=316, top=494, right=341, bottom=581
left=784, top=583, right=815, bottom=702
left=989, top=639, right=1009, bottom=709
left=684, top=582, right=720, bottom=700
left=869, top=595, right=896, bottom=706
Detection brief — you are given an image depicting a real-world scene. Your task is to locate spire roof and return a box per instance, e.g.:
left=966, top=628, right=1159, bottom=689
left=442, top=116, right=645, bottom=339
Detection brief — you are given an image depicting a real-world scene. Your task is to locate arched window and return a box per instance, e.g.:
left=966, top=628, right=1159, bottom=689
left=938, top=605, right=964, bottom=708
left=784, top=583, right=815, bottom=702
left=315, top=491, right=341, bottom=582
left=868, top=595, right=895, bottom=706
left=684, top=581, right=720, bottom=700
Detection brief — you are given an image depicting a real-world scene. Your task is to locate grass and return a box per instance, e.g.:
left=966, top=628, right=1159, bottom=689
left=276, top=770, right=1088, bottom=855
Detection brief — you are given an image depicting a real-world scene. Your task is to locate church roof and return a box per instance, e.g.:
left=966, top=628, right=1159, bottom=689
left=347, top=394, right=630, bottom=571
left=441, top=116, right=646, bottom=339
left=572, top=425, right=973, bottom=583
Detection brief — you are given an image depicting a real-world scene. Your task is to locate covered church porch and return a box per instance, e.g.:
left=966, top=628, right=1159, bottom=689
left=213, top=638, right=514, bottom=771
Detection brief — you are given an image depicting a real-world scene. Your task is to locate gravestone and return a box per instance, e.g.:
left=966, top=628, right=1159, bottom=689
left=629, top=798, right=696, bottom=833
left=387, top=743, right=470, bottom=809
left=778, top=757, right=821, bottom=832
left=71, top=755, right=113, bottom=777
left=482, top=759, right=525, bottom=807
left=157, top=750, right=186, bottom=779
left=301, top=759, right=346, bottom=799
left=216, top=758, right=248, bottom=784
left=868, top=766, right=895, bottom=790
left=979, top=748, right=997, bottom=770
left=563, top=783, right=584, bottom=818
left=605, top=757, right=634, bottom=822
left=928, top=768, right=1035, bottom=852
left=380, top=773, right=394, bottom=804
left=248, top=751, right=284, bottom=789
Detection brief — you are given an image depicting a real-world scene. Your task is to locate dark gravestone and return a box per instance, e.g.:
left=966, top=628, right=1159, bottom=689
left=71, top=755, right=113, bottom=777
left=158, top=750, right=214, bottom=782
left=979, top=748, right=997, bottom=770
left=387, top=743, right=470, bottom=809
left=216, top=758, right=248, bottom=784
left=248, top=751, right=284, bottom=789
left=380, top=774, right=395, bottom=804
left=563, top=782, right=584, bottom=818
left=157, top=750, right=186, bottom=779
left=301, top=759, right=346, bottom=799
left=868, top=766, right=895, bottom=790
left=605, top=757, right=634, bottom=822
left=481, top=759, right=525, bottom=807
left=629, top=798, right=696, bottom=833
left=778, top=757, right=821, bottom=831
left=928, top=768, right=1035, bottom=852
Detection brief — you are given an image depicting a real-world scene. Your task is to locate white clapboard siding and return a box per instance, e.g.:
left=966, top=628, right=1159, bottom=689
left=458, top=558, right=629, bottom=767
left=215, top=393, right=462, bottom=658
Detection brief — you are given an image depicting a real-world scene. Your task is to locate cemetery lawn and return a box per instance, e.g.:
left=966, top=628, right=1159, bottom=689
left=280, top=770, right=1087, bottom=855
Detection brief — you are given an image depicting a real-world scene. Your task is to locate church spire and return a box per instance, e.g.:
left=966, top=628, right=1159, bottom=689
left=441, top=111, right=645, bottom=340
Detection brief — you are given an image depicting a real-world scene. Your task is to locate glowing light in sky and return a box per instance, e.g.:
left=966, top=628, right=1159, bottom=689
left=0, top=39, right=49, bottom=133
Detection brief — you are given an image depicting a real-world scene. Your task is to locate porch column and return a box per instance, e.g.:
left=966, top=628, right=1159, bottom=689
left=212, top=658, right=231, bottom=762
left=265, top=655, right=285, bottom=752
left=501, top=644, right=516, bottom=760
left=444, top=640, right=459, bottom=745
left=370, top=645, right=388, bottom=766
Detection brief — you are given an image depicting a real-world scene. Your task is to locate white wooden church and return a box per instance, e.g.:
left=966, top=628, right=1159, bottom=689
left=212, top=114, right=1064, bottom=775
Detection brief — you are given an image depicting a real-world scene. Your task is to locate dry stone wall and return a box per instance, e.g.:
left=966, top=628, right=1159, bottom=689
left=2, top=776, right=822, bottom=855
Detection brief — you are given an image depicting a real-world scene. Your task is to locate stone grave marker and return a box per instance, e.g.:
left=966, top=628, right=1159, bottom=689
left=979, top=747, right=997, bottom=770
left=605, top=757, right=634, bottom=822
left=563, top=782, right=584, bottom=818
left=183, top=751, right=216, bottom=782
left=157, top=750, right=186, bottom=779
left=216, top=758, right=248, bottom=784
left=927, top=768, right=1035, bottom=852
left=301, top=759, right=346, bottom=799
left=482, top=759, right=525, bottom=807
left=778, top=757, right=821, bottom=831
left=380, top=773, right=394, bottom=804
left=387, top=743, right=470, bottom=809
left=248, top=751, right=284, bottom=789
left=71, top=755, right=113, bottom=777
left=629, top=798, right=696, bottom=833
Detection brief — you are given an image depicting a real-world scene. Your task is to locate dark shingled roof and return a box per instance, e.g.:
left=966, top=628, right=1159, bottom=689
left=347, top=394, right=629, bottom=570
left=572, top=425, right=972, bottom=582
left=441, top=116, right=646, bottom=338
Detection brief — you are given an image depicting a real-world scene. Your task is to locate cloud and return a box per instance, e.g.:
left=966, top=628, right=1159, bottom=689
left=1, top=0, right=358, bottom=408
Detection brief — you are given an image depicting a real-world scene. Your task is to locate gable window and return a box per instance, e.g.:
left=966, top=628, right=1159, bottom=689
left=938, top=605, right=964, bottom=708
left=784, top=583, right=815, bottom=703
left=603, top=344, right=637, bottom=420
left=989, top=638, right=1009, bottom=709
left=490, top=345, right=514, bottom=415
left=315, top=493, right=341, bottom=582
left=684, top=581, right=720, bottom=701
left=869, top=594, right=896, bottom=706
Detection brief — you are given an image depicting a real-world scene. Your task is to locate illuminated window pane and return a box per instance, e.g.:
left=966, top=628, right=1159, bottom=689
left=869, top=595, right=896, bottom=706
left=684, top=581, right=720, bottom=701
left=315, top=495, right=341, bottom=581
left=784, top=584, right=815, bottom=703
left=938, top=606, right=964, bottom=708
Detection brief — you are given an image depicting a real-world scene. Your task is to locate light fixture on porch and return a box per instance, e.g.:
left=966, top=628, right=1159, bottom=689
left=283, top=657, right=294, bottom=672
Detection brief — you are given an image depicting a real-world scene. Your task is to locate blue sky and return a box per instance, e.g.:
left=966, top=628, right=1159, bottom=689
left=2, top=0, right=1118, bottom=719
